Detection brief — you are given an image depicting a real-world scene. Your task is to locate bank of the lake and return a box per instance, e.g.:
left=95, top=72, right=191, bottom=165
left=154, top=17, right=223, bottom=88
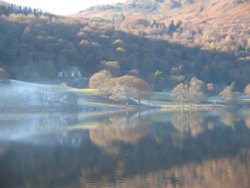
left=1, top=80, right=249, bottom=112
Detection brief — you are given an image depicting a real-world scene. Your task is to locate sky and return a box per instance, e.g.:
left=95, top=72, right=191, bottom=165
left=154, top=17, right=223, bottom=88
left=5, top=0, right=127, bottom=15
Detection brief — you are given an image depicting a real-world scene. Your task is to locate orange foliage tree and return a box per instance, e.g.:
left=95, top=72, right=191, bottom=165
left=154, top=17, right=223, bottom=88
left=244, top=84, right=250, bottom=96
left=88, top=70, right=112, bottom=96
left=89, top=71, right=150, bottom=104
left=111, top=75, right=150, bottom=104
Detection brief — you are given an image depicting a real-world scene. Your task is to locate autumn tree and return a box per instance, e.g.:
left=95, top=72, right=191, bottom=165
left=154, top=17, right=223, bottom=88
left=188, top=77, right=205, bottom=103
left=219, top=87, right=235, bottom=104
left=171, top=77, right=205, bottom=104
left=244, top=84, right=250, bottom=96
left=127, top=76, right=150, bottom=104
left=110, top=75, right=150, bottom=104
left=109, top=76, right=131, bottom=102
left=171, top=83, right=188, bottom=104
left=88, top=70, right=112, bottom=96
left=89, top=72, right=150, bottom=104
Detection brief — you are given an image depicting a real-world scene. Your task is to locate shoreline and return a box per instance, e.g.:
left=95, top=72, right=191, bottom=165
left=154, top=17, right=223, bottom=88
left=158, top=103, right=224, bottom=111
left=1, top=80, right=249, bottom=113
left=0, top=101, right=228, bottom=113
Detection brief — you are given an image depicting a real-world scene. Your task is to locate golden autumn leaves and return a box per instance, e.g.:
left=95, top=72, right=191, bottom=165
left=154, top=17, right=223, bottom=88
left=89, top=70, right=150, bottom=103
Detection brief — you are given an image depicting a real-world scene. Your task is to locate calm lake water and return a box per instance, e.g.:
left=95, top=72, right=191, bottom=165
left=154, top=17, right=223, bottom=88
left=0, top=109, right=250, bottom=188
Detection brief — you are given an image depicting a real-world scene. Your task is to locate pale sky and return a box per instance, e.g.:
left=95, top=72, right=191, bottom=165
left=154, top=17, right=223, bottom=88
left=5, top=0, right=127, bottom=15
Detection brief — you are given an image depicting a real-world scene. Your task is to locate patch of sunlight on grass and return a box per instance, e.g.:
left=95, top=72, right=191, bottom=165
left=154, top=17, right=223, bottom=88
left=68, top=122, right=99, bottom=130
left=69, top=88, right=99, bottom=95
left=241, top=99, right=250, bottom=104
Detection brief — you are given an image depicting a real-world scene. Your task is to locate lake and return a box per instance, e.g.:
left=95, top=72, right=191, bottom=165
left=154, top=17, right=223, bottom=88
left=0, top=109, right=250, bottom=188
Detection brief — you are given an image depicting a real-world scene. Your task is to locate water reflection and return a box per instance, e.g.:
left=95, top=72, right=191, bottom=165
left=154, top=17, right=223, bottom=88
left=89, top=115, right=151, bottom=154
left=0, top=109, right=250, bottom=188
left=245, top=115, right=250, bottom=129
left=172, top=111, right=204, bottom=137
left=219, top=110, right=238, bottom=128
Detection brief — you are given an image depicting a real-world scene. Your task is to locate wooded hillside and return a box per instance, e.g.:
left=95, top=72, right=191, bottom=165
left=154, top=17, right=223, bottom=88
left=0, top=0, right=249, bottom=90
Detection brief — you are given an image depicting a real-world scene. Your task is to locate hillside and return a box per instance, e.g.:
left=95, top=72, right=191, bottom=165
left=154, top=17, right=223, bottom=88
left=0, top=0, right=249, bottom=91
left=76, top=0, right=249, bottom=54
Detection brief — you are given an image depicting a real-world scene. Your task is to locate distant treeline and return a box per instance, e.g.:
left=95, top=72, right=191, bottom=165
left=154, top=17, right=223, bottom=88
left=0, top=0, right=55, bottom=17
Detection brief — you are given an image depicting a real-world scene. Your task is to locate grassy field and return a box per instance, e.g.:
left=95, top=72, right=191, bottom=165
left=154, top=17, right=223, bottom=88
left=68, top=88, right=99, bottom=95
left=150, top=92, right=175, bottom=106
left=149, top=92, right=227, bottom=110
left=3, top=80, right=249, bottom=112
left=71, top=89, right=225, bottom=110
left=151, top=92, right=172, bottom=101
left=240, top=97, right=250, bottom=103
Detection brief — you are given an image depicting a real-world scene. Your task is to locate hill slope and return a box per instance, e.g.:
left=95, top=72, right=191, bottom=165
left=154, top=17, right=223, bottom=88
left=0, top=0, right=249, bottom=90
left=76, top=0, right=249, bottom=54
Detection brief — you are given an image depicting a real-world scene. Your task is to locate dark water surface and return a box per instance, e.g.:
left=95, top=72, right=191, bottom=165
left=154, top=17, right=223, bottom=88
left=0, top=109, right=250, bottom=188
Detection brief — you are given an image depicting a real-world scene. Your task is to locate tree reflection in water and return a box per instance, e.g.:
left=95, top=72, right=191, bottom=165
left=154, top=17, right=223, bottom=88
left=0, top=110, right=250, bottom=188
left=89, top=115, right=151, bottom=154
left=171, top=111, right=204, bottom=138
left=219, top=110, right=238, bottom=128
left=245, top=115, right=250, bottom=129
left=80, top=149, right=250, bottom=188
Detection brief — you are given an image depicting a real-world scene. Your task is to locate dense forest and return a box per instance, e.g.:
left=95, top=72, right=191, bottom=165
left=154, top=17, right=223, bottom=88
left=0, top=0, right=249, bottom=91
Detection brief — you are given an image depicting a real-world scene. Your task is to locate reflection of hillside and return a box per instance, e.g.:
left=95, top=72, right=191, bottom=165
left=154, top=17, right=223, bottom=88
left=89, top=116, right=150, bottom=154
left=1, top=111, right=250, bottom=187
left=172, top=111, right=204, bottom=137
left=80, top=149, right=250, bottom=188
